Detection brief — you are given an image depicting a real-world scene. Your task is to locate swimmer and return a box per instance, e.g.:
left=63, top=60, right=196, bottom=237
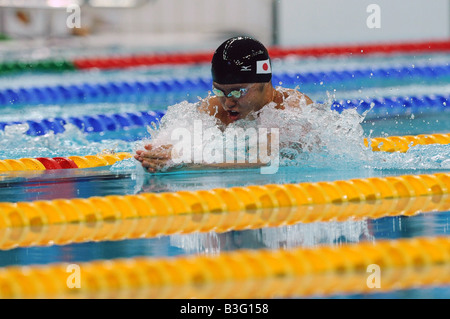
left=135, top=36, right=313, bottom=173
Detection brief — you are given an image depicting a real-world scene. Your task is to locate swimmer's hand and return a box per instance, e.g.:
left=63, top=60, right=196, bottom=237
left=134, top=144, right=173, bottom=173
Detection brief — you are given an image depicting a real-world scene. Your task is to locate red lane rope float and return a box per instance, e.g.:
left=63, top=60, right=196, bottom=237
left=269, top=39, right=450, bottom=58
left=35, top=158, right=63, bottom=170
left=73, top=40, right=450, bottom=70
left=73, top=52, right=214, bottom=70
left=52, top=157, right=78, bottom=169
left=0, top=153, right=132, bottom=172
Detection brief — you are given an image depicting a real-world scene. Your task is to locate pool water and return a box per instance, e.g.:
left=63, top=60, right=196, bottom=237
left=0, top=44, right=449, bottom=299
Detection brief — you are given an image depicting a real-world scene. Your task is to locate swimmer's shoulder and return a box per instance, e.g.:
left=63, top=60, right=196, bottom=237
left=197, top=96, right=229, bottom=124
left=274, top=86, right=314, bottom=109
left=198, top=96, right=220, bottom=115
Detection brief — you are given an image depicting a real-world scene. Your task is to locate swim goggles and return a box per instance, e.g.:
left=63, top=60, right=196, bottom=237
left=212, top=87, right=249, bottom=99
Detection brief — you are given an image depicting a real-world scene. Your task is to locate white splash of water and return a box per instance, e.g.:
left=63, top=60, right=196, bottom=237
left=369, top=144, right=450, bottom=170
left=134, top=91, right=450, bottom=173
left=260, top=219, right=373, bottom=248
left=138, top=88, right=372, bottom=171
left=256, top=90, right=370, bottom=169
left=2, top=92, right=444, bottom=174
left=0, top=122, right=134, bottom=159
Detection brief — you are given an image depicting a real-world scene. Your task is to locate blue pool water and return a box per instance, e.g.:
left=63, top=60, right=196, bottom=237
left=0, top=45, right=449, bottom=298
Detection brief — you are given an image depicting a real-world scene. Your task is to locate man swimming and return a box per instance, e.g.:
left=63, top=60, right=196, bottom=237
left=135, top=36, right=313, bottom=173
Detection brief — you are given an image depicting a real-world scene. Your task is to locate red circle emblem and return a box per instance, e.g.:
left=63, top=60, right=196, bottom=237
left=263, top=63, right=269, bottom=71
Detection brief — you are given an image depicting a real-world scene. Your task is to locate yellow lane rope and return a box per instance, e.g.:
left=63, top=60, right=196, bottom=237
left=0, top=133, right=449, bottom=172
left=365, top=133, right=450, bottom=153
left=0, top=194, right=448, bottom=250
left=0, top=173, right=448, bottom=249
left=0, top=236, right=448, bottom=298
left=0, top=152, right=132, bottom=172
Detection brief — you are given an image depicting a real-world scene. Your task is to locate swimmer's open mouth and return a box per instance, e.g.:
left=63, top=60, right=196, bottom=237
left=228, top=110, right=240, bottom=120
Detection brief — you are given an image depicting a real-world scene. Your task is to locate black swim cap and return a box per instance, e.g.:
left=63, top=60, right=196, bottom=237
left=211, top=36, right=272, bottom=84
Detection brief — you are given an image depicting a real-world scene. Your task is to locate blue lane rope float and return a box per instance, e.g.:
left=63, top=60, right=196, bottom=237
left=0, top=110, right=165, bottom=136
left=0, top=93, right=448, bottom=136
left=330, top=93, right=449, bottom=115
left=0, top=63, right=449, bottom=106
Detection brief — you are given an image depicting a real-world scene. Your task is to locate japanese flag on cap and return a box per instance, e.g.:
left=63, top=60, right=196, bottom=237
left=256, top=59, right=271, bottom=74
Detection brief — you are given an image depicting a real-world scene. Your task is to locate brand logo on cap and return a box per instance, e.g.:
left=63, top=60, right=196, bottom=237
left=241, top=65, right=251, bottom=71
left=256, top=59, right=271, bottom=74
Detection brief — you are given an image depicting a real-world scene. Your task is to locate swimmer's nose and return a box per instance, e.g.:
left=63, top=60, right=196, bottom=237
left=224, top=97, right=237, bottom=109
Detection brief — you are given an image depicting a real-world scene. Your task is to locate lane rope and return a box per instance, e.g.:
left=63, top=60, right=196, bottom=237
left=0, top=93, right=448, bottom=136
left=0, top=152, right=131, bottom=172
left=1, top=63, right=449, bottom=106
left=1, top=132, right=448, bottom=173
left=0, top=236, right=448, bottom=298
left=0, top=193, right=448, bottom=250
left=0, top=172, right=448, bottom=249
left=1, top=40, right=448, bottom=74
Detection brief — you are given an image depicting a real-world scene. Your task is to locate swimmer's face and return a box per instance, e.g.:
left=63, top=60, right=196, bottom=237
left=212, top=82, right=270, bottom=123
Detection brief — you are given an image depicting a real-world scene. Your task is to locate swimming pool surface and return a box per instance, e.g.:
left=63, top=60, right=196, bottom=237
left=0, top=41, right=449, bottom=299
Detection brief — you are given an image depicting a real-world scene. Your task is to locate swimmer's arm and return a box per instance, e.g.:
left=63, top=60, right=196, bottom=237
left=182, top=162, right=265, bottom=171
left=175, top=133, right=276, bottom=171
